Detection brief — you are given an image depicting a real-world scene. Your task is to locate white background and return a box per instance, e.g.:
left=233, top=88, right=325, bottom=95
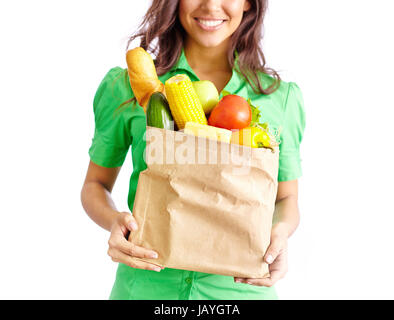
left=1, top=0, right=393, bottom=299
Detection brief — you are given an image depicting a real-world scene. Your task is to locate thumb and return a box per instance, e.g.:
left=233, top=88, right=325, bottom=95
left=119, top=212, right=138, bottom=232
left=264, top=236, right=285, bottom=264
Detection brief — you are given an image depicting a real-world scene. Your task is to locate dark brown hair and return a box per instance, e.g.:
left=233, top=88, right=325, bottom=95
left=116, top=0, right=280, bottom=114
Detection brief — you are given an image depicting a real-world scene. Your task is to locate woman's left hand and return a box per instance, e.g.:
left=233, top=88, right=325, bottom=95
left=234, top=223, right=289, bottom=287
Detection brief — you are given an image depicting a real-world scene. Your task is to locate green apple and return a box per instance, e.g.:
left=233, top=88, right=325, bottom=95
left=192, top=80, right=219, bottom=114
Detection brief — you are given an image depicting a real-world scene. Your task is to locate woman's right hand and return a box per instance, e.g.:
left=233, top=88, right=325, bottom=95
left=107, top=211, right=163, bottom=272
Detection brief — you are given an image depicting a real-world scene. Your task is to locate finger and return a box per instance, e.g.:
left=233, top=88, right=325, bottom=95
left=234, top=275, right=269, bottom=286
left=114, top=236, right=159, bottom=259
left=234, top=277, right=248, bottom=283
left=120, top=212, right=138, bottom=232
left=264, top=236, right=285, bottom=264
left=111, top=215, right=135, bottom=239
left=242, top=269, right=284, bottom=287
left=108, top=248, right=163, bottom=272
left=112, top=212, right=137, bottom=237
left=245, top=277, right=274, bottom=287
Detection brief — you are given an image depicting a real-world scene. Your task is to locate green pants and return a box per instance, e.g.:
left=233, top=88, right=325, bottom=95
left=109, top=263, right=278, bottom=300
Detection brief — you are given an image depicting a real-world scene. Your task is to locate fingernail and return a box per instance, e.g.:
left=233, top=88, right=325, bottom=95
left=247, top=281, right=253, bottom=285
left=150, top=252, right=158, bottom=259
left=235, top=279, right=242, bottom=283
left=153, top=267, right=161, bottom=272
left=129, top=222, right=138, bottom=231
left=266, top=254, right=273, bottom=264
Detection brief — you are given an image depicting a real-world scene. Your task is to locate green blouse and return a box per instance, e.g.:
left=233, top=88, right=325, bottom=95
left=88, top=48, right=306, bottom=300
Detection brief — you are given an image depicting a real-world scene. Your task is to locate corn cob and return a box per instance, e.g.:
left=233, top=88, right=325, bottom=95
left=165, top=74, right=207, bottom=130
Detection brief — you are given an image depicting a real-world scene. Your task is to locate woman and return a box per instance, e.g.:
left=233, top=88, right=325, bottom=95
left=81, top=0, right=306, bottom=300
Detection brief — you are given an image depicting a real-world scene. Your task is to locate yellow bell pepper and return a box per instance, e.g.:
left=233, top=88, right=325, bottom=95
left=230, top=126, right=271, bottom=148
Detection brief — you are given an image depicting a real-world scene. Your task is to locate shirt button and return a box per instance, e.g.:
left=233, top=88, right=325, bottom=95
left=185, top=277, right=192, bottom=284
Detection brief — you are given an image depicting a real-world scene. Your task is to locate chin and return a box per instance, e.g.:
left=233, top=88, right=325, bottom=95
left=195, top=37, right=229, bottom=49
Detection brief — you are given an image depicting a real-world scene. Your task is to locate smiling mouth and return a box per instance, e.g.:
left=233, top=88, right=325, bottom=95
left=194, top=18, right=227, bottom=29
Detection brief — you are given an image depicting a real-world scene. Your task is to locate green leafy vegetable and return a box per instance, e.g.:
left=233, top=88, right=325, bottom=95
left=221, top=90, right=232, bottom=97
left=248, top=98, right=261, bottom=124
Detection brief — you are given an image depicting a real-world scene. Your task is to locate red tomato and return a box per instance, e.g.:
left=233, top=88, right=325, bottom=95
left=208, top=95, right=251, bottom=130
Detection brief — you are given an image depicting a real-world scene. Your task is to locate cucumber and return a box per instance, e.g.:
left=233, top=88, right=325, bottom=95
left=146, top=92, right=174, bottom=130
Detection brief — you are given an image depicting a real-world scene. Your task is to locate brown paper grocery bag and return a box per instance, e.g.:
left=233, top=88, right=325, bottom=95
left=128, top=126, right=279, bottom=278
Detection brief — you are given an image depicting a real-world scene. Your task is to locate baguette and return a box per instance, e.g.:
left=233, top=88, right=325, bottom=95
left=126, top=47, right=165, bottom=112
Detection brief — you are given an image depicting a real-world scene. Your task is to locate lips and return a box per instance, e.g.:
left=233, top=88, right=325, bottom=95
left=194, top=18, right=226, bottom=31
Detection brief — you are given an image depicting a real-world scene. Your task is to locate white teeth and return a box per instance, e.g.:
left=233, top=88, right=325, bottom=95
left=197, top=19, right=224, bottom=27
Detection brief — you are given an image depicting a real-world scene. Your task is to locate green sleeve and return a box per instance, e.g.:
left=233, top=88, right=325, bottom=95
left=88, top=67, right=133, bottom=168
left=278, top=82, right=306, bottom=182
